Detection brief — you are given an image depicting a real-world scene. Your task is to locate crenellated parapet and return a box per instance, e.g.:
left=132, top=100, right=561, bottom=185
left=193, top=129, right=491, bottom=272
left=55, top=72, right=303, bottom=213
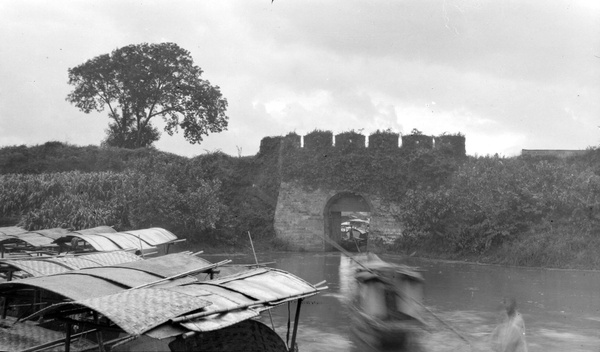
left=258, top=136, right=284, bottom=156
left=335, top=131, right=366, bottom=150
left=259, top=130, right=466, bottom=157
left=303, top=130, right=333, bottom=150
left=401, top=134, right=434, bottom=150
left=369, top=132, right=399, bottom=151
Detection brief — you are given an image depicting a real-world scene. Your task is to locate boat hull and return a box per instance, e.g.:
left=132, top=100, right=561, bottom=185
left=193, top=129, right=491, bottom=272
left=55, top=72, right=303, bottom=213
left=351, top=310, right=423, bottom=351
left=168, top=319, right=288, bottom=352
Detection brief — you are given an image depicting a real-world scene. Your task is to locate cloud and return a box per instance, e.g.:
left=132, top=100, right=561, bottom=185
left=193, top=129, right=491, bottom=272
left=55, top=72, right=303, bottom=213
left=0, top=0, right=599, bottom=158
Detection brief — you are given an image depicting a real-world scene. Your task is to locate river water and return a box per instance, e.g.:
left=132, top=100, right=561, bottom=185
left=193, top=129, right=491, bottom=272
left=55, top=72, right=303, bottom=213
left=201, top=251, right=600, bottom=352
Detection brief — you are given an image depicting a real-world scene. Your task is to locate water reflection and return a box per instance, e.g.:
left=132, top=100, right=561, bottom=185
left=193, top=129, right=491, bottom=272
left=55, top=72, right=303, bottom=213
left=200, top=252, right=600, bottom=352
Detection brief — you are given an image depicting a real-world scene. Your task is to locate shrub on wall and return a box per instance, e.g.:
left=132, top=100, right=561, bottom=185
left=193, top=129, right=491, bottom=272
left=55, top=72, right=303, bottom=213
left=284, top=132, right=301, bottom=148
left=401, top=133, right=434, bottom=151
left=303, top=130, right=333, bottom=150
left=258, top=136, right=283, bottom=156
left=369, top=130, right=399, bottom=151
left=434, top=133, right=466, bottom=158
left=335, top=131, right=366, bottom=151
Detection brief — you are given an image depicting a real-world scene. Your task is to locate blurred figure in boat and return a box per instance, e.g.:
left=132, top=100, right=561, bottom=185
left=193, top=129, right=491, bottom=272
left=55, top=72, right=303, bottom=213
left=491, top=298, right=528, bottom=352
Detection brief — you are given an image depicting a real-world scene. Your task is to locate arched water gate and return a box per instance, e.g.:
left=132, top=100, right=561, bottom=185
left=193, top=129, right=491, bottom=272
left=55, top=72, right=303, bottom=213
left=274, top=181, right=402, bottom=251
left=323, top=192, right=371, bottom=251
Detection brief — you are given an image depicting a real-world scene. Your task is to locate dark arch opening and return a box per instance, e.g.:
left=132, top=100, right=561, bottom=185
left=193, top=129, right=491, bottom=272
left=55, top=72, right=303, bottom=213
left=323, top=192, right=371, bottom=252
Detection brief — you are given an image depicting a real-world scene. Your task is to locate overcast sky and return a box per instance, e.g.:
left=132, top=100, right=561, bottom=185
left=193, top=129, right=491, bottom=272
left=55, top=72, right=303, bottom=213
left=1, top=1, right=599, bottom=157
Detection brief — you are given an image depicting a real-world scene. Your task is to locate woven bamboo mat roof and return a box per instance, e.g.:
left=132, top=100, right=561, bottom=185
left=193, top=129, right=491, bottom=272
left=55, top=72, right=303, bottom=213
left=0, top=227, right=65, bottom=246
left=1, top=259, right=69, bottom=277
left=29, top=228, right=70, bottom=240
left=110, top=252, right=212, bottom=277
left=51, top=251, right=142, bottom=268
left=22, top=267, right=321, bottom=339
left=176, top=268, right=320, bottom=333
left=5, top=232, right=55, bottom=247
left=70, top=226, right=117, bottom=236
left=33, top=288, right=212, bottom=336
left=66, top=228, right=178, bottom=253
left=5, top=273, right=128, bottom=300
left=2, top=227, right=177, bottom=256
left=94, top=232, right=155, bottom=251
left=67, top=233, right=122, bottom=251
left=78, top=251, right=142, bottom=266
left=1, top=251, right=142, bottom=279
left=120, top=228, right=178, bottom=246
left=0, top=252, right=214, bottom=300
left=0, top=226, right=27, bottom=238
left=66, top=267, right=163, bottom=287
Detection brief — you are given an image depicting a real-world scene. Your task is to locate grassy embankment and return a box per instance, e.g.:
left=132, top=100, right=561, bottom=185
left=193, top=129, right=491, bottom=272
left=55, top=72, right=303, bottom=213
left=0, top=142, right=280, bottom=252
left=382, top=153, right=600, bottom=270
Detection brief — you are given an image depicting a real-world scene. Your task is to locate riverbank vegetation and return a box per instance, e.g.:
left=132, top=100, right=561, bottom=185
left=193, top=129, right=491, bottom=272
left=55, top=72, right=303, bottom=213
left=2, top=141, right=600, bottom=269
left=392, top=153, right=600, bottom=269
left=0, top=142, right=278, bottom=250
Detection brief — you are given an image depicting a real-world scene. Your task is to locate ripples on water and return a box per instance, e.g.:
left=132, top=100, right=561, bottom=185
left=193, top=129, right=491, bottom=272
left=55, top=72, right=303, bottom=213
left=202, top=252, right=600, bottom=352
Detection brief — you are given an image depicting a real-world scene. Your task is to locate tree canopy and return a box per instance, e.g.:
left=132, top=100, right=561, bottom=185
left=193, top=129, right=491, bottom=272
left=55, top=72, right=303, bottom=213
left=66, top=42, right=228, bottom=148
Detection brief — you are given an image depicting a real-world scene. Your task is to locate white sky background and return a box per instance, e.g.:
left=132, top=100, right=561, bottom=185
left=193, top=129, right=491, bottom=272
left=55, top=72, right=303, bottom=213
left=1, top=1, right=599, bottom=157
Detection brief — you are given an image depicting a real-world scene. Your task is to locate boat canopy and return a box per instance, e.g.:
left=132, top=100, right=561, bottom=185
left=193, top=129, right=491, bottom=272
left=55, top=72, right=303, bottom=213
left=0, top=228, right=69, bottom=248
left=59, top=227, right=179, bottom=252
left=4, top=232, right=55, bottom=247
left=67, top=233, right=123, bottom=251
left=26, top=267, right=322, bottom=337
left=1, top=227, right=83, bottom=249
left=1, top=227, right=182, bottom=259
left=0, top=226, right=27, bottom=240
left=70, top=226, right=117, bottom=236
left=0, top=252, right=215, bottom=300
left=28, top=228, right=70, bottom=240
left=121, top=227, right=178, bottom=246
left=0, top=251, right=142, bottom=279
left=96, top=232, right=155, bottom=251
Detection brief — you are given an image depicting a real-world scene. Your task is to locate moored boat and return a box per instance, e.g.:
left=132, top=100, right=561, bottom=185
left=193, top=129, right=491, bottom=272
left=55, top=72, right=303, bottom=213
left=0, top=226, right=185, bottom=259
left=0, top=253, right=326, bottom=351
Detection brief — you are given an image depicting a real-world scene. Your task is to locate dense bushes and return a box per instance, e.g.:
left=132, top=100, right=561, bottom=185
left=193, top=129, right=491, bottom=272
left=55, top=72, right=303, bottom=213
left=0, top=170, right=223, bottom=236
left=1, top=172, right=128, bottom=230
left=396, top=155, right=600, bottom=256
left=0, top=143, right=278, bottom=247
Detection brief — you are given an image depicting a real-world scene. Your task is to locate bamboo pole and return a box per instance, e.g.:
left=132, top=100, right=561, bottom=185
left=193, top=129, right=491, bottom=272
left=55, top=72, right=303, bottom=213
left=248, top=231, right=275, bottom=331
left=289, top=298, right=303, bottom=352
left=129, top=260, right=231, bottom=290
left=64, top=321, right=72, bottom=352
left=171, top=290, right=322, bottom=323
left=94, top=311, right=106, bottom=352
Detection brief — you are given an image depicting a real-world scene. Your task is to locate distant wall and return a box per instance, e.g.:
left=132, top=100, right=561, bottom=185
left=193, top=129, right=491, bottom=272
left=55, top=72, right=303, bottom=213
left=259, top=131, right=466, bottom=156
left=521, top=149, right=587, bottom=158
